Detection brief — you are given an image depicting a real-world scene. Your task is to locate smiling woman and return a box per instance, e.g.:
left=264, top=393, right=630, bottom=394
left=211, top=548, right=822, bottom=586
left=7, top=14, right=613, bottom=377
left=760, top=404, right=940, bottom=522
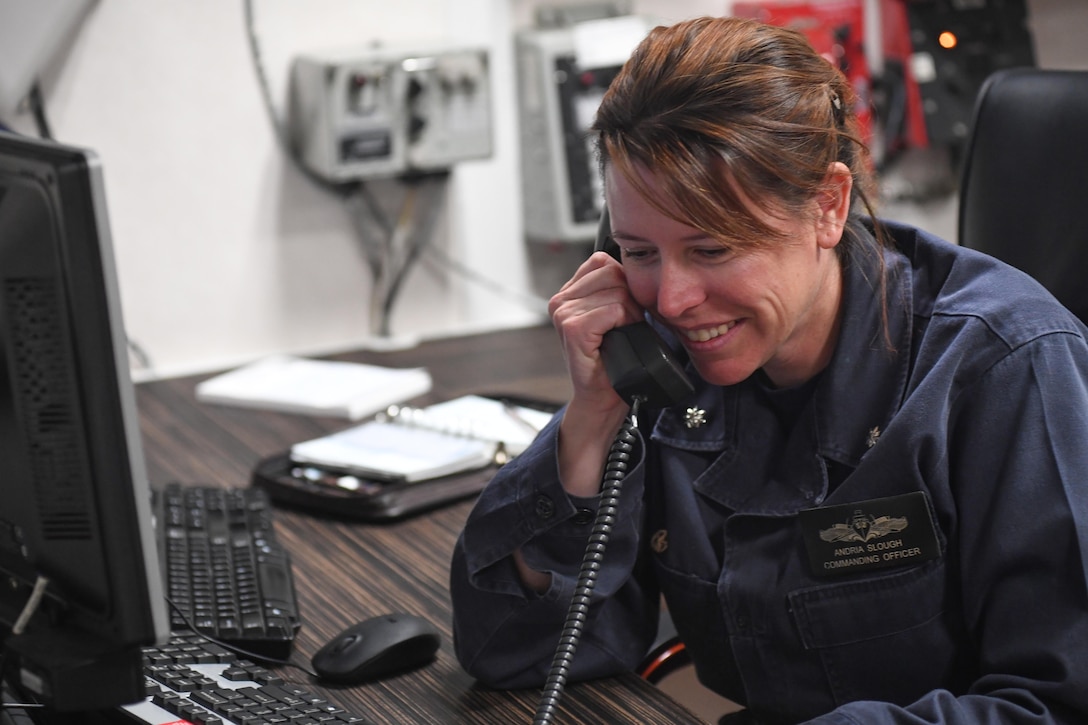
left=450, top=15, right=1088, bottom=725
left=604, top=162, right=850, bottom=388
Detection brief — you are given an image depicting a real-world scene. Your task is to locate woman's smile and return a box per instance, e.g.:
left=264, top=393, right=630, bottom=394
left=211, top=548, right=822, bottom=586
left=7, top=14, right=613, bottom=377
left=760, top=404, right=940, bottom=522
left=680, top=320, right=738, bottom=343
left=606, top=164, right=848, bottom=388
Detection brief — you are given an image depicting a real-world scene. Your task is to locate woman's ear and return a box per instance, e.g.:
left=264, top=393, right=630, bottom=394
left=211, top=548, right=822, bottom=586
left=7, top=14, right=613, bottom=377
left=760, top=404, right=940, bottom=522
left=815, top=161, right=853, bottom=250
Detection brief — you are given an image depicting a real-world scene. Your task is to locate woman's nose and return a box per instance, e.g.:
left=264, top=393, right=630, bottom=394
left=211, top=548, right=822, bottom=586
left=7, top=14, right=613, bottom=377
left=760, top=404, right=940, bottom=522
left=655, top=261, right=704, bottom=318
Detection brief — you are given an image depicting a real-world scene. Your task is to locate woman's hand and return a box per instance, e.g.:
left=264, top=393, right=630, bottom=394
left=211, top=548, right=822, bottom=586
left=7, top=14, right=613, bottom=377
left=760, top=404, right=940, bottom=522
left=548, top=251, right=644, bottom=497
left=549, top=252, right=644, bottom=403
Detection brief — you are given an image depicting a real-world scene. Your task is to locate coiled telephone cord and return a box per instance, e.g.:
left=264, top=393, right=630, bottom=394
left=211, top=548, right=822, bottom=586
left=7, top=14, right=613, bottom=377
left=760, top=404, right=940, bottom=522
left=532, top=399, right=642, bottom=725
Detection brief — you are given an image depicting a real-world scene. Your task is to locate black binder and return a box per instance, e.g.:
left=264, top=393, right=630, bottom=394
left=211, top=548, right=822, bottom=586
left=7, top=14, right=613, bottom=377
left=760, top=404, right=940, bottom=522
left=251, top=453, right=497, bottom=522
left=251, top=393, right=560, bottom=522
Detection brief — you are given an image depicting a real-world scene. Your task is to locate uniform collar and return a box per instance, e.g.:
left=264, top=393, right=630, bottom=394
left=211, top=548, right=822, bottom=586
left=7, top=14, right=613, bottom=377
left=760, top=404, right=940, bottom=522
left=814, top=223, right=912, bottom=468
left=652, top=221, right=913, bottom=469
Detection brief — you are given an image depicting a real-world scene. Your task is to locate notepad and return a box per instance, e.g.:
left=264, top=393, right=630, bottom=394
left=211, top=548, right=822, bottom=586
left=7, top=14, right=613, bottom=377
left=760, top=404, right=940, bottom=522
left=195, top=355, right=433, bottom=420
left=288, top=395, right=555, bottom=483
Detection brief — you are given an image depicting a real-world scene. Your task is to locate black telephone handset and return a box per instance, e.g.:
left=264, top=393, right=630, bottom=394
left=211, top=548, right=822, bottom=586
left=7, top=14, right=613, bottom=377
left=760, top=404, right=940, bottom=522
left=593, top=206, right=694, bottom=408
left=532, top=208, right=695, bottom=725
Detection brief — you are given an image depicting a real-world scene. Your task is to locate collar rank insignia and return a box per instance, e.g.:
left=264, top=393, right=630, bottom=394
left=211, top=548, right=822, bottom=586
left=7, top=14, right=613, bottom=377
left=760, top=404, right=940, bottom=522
left=684, top=407, right=707, bottom=429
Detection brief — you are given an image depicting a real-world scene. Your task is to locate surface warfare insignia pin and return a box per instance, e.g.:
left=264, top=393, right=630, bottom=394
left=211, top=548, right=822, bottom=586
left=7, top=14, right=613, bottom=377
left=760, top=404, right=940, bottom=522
left=820, top=509, right=907, bottom=544
left=798, top=492, right=941, bottom=578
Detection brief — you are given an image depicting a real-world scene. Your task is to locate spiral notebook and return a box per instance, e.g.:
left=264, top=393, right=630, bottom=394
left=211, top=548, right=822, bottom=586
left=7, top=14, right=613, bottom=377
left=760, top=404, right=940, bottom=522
left=288, top=395, right=555, bottom=483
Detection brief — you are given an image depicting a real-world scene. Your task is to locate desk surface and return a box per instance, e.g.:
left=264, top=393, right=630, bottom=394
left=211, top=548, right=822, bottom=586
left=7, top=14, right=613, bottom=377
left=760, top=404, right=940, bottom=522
left=135, top=324, right=704, bottom=725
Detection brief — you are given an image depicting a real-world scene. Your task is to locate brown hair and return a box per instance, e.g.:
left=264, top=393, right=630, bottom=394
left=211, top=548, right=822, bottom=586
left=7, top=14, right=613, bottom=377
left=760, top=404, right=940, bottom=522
left=593, top=16, right=880, bottom=254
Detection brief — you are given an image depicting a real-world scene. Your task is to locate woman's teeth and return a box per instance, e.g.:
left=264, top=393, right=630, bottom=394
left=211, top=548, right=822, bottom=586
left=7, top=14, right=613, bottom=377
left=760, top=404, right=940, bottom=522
left=684, top=322, right=736, bottom=343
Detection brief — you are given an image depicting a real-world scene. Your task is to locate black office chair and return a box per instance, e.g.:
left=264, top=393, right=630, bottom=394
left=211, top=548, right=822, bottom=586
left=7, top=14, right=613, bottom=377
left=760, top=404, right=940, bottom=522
left=639, top=622, right=748, bottom=724
left=638, top=606, right=690, bottom=684
left=638, top=636, right=690, bottom=684
left=957, top=67, right=1088, bottom=324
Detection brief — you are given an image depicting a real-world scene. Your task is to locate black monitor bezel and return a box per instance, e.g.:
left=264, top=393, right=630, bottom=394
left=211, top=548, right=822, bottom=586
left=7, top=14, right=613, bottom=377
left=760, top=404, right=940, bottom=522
left=0, top=131, right=168, bottom=711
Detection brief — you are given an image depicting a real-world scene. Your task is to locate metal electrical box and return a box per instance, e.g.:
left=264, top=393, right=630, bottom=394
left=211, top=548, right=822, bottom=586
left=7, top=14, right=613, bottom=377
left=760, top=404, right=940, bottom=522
left=515, top=14, right=653, bottom=243
left=289, top=44, right=493, bottom=181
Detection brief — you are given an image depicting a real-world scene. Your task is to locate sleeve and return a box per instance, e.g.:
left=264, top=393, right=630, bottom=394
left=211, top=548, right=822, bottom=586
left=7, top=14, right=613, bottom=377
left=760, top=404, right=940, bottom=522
left=449, top=410, right=661, bottom=689
left=807, top=331, right=1088, bottom=724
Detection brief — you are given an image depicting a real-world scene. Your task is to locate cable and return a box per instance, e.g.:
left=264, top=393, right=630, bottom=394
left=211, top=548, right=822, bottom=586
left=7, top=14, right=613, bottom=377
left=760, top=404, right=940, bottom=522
left=243, top=0, right=444, bottom=340
left=243, top=0, right=416, bottom=341
left=241, top=0, right=547, bottom=334
left=11, top=577, right=48, bottom=636
left=27, top=84, right=53, bottom=140
left=421, top=243, right=550, bottom=316
left=345, top=175, right=443, bottom=338
left=348, top=183, right=394, bottom=251
left=379, top=173, right=447, bottom=332
left=164, top=596, right=318, bottom=678
left=127, top=337, right=156, bottom=376
left=370, top=183, right=423, bottom=337
left=241, top=0, right=352, bottom=198
left=0, top=684, right=42, bottom=725
left=242, top=0, right=285, bottom=145
left=532, top=398, right=642, bottom=725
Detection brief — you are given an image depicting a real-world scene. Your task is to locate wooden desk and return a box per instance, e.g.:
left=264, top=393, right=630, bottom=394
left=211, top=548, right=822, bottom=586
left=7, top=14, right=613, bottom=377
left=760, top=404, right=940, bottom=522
left=135, top=325, right=704, bottom=725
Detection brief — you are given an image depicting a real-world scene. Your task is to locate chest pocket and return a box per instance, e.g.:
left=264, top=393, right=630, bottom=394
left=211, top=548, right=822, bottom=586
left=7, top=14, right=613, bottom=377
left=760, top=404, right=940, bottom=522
left=787, top=558, right=970, bottom=706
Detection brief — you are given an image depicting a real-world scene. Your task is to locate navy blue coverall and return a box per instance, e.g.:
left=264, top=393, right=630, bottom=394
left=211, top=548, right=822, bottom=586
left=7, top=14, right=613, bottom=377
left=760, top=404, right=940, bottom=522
left=450, top=220, right=1088, bottom=724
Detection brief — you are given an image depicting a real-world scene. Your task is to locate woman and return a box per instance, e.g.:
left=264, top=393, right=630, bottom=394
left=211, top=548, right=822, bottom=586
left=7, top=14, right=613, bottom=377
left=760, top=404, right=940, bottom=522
left=450, top=16, right=1088, bottom=724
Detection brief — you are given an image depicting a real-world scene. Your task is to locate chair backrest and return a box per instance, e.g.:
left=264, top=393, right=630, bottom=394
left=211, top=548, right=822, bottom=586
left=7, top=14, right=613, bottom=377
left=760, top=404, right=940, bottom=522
left=958, top=67, right=1088, bottom=324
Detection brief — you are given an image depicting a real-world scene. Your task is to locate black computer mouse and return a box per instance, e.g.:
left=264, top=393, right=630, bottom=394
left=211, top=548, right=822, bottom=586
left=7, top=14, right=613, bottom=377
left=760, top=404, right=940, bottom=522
left=311, top=613, right=440, bottom=684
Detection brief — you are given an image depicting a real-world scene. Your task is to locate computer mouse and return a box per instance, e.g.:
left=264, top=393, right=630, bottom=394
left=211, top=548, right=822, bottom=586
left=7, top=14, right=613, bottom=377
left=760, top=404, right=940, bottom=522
left=311, top=613, right=441, bottom=684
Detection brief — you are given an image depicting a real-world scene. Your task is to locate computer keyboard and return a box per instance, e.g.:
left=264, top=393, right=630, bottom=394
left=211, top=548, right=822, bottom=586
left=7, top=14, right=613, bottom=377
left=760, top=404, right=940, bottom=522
left=121, top=632, right=377, bottom=725
left=153, top=482, right=301, bottom=660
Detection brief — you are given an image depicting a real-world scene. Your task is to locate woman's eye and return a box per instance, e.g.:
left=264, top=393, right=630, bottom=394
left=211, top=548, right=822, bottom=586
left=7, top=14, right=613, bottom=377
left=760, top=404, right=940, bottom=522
left=619, top=247, right=654, bottom=262
left=696, top=246, right=732, bottom=260
left=616, top=243, right=732, bottom=263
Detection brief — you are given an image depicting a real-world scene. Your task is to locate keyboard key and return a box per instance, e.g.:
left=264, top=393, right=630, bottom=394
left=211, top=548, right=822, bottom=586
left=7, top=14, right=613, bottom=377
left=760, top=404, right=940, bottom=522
left=126, top=634, right=379, bottom=725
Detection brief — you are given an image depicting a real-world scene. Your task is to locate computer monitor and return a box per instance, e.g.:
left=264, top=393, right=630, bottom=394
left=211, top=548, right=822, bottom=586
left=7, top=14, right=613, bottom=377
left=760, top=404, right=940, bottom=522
left=0, top=131, right=169, bottom=712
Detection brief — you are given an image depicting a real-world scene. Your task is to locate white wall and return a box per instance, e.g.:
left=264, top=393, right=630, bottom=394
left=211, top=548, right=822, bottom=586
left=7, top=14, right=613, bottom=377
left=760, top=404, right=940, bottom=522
left=8, top=0, right=535, bottom=379
left=4, top=0, right=1085, bottom=380
left=1, top=0, right=727, bottom=380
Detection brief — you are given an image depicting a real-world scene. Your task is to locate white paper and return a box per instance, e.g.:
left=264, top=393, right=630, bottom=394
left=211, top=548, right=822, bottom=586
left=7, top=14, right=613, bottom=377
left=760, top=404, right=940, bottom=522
left=405, top=395, right=554, bottom=456
left=288, top=395, right=557, bottom=482
left=290, top=421, right=496, bottom=482
left=195, top=355, right=432, bottom=420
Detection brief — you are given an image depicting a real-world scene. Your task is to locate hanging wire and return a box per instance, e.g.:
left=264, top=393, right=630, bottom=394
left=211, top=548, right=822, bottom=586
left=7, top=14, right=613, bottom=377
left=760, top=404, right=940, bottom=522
left=378, top=173, right=447, bottom=334
left=11, top=577, right=49, bottom=636
left=242, top=0, right=351, bottom=198
left=27, top=84, right=53, bottom=140
left=533, top=399, right=642, bottom=725
left=240, top=0, right=548, bottom=335
left=421, top=243, right=550, bottom=316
